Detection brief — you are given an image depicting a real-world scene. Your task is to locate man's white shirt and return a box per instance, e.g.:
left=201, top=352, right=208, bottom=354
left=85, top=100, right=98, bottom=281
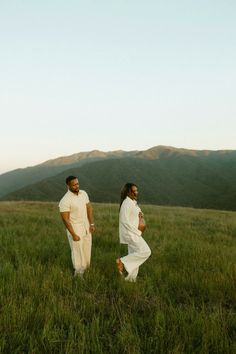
left=59, top=190, right=89, bottom=228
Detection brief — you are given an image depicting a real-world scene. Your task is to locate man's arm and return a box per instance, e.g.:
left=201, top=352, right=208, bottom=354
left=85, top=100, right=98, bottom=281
left=86, top=202, right=95, bottom=233
left=60, top=212, right=80, bottom=241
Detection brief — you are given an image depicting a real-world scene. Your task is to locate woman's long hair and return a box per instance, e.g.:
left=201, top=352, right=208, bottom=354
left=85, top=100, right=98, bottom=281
left=119, top=183, right=137, bottom=209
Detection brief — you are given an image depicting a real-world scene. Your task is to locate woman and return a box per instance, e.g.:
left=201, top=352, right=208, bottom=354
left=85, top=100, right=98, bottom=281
left=116, top=183, right=151, bottom=282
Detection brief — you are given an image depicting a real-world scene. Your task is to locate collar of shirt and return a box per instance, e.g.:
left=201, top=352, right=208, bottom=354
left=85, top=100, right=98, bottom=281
left=68, top=190, right=81, bottom=197
left=126, top=196, right=138, bottom=205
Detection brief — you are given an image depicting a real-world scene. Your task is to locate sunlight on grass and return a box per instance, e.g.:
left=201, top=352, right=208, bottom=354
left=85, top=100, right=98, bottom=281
left=0, top=202, right=235, bottom=353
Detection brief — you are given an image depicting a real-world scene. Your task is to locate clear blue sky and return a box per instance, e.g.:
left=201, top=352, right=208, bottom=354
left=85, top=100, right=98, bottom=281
left=1, top=0, right=235, bottom=173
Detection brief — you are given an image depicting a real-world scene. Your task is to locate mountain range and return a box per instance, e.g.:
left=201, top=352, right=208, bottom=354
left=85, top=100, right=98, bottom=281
left=1, top=146, right=236, bottom=211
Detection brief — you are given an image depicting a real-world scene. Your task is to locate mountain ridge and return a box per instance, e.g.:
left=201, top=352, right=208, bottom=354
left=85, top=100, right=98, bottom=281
left=1, top=146, right=236, bottom=211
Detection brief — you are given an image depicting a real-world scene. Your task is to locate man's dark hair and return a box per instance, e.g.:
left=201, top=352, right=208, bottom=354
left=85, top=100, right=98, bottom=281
left=66, top=176, right=77, bottom=185
left=120, top=183, right=137, bottom=209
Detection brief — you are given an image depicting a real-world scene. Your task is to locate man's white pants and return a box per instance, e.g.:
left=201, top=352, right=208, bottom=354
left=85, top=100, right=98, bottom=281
left=121, top=236, right=151, bottom=282
left=67, top=226, right=92, bottom=274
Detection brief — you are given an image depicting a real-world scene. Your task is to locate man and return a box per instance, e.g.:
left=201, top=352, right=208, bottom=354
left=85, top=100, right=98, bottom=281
left=59, top=176, right=95, bottom=277
left=116, top=183, right=151, bottom=282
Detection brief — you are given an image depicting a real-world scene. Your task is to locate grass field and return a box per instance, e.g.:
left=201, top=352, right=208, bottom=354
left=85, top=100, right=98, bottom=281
left=0, top=201, right=235, bottom=354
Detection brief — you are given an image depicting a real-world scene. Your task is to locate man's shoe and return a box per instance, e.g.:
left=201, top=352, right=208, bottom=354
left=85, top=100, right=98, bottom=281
left=116, top=258, right=124, bottom=275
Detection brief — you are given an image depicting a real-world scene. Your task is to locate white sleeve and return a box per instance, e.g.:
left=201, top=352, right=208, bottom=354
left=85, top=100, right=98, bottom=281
left=83, top=191, right=90, bottom=204
left=59, top=197, right=70, bottom=212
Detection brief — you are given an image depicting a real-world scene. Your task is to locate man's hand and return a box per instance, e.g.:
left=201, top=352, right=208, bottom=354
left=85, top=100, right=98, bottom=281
left=60, top=212, right=80, bottom=241
left=73, top=234, right=80, bottom=242
left=89, top=224, right=95, bottom=233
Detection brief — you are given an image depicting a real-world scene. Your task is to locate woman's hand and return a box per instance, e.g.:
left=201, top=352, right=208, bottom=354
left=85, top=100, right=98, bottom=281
left=138, top=212, right=146, bottom=232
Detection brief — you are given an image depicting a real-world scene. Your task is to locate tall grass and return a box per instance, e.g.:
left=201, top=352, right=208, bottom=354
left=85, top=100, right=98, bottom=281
left=0, top=201, right=235, bottom=353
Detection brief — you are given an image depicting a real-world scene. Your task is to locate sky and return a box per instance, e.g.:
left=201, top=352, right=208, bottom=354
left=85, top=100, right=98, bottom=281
left=1, top=0, right=235, bottom=174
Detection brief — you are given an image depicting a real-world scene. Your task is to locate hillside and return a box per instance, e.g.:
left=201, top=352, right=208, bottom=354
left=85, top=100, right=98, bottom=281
left=2, top=152, right=236, bottom=211
left=1, top=145, right=235, bottom=200
left=0, top=149, right=138, bottom=198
